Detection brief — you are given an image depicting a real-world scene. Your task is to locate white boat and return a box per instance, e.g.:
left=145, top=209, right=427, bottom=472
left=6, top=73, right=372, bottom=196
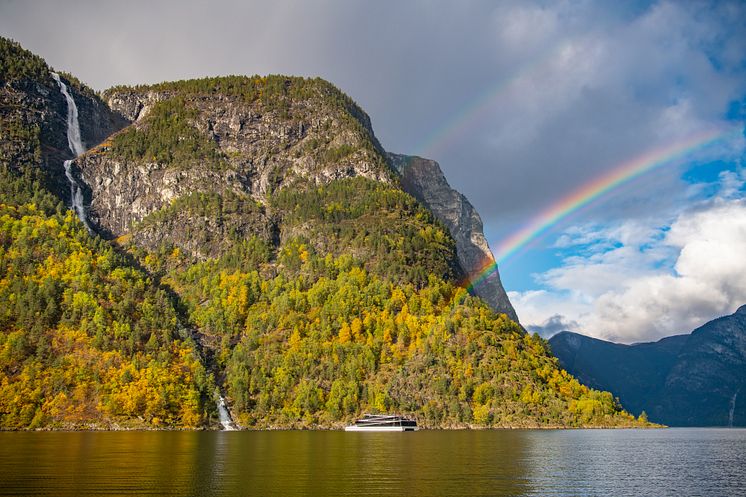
left=344, top=414, right=418, bottom=432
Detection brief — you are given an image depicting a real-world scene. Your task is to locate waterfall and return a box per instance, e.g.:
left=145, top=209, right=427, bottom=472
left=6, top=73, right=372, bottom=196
left=216, top=392, right=237, bottom=431
left=728, top=389, right=740, bottom=427
left=51, top=72, right=91, bottom=231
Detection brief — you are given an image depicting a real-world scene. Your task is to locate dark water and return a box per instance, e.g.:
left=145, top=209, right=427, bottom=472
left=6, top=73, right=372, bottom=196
left=1, top=429, right=744, bottom=496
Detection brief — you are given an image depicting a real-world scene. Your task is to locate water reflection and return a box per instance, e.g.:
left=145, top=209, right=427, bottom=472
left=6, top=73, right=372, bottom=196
left=0, top=429, right=744, bottom=496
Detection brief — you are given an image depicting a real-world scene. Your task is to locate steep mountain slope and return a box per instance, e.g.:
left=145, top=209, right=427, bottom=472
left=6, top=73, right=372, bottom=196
left=550, top=305, right=746, bottom=426
left=1, top=37, right=646, bottom=429
left=0, top=38, right=213, bottom=429
left=388, top=153, right=518, bottom=321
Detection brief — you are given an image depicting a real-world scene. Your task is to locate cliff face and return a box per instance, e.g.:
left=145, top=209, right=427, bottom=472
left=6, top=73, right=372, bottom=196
left=550, top=305, right=746, bottom=426
left=388, top=153, right=518, bottom=322
left=78, top=77, right=391, bottom=240
left=64, top=77, right=129, bottom=153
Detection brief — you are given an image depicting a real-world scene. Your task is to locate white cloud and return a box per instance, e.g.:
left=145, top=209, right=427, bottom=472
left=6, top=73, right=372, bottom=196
left=491, top=3, right=560, bottom=52
left=526, top=313, right=580, bottom=338
left=512, top=173, right=746, bottom=343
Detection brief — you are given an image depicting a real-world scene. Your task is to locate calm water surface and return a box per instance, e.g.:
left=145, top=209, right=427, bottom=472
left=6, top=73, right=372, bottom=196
left=1, top=429, right=744, bottom=496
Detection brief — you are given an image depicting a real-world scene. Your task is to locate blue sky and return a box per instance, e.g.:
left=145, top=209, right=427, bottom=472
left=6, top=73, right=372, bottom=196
left=2, top=0, right=745, bottom=342
left=500, top=150, right=746, bottom=293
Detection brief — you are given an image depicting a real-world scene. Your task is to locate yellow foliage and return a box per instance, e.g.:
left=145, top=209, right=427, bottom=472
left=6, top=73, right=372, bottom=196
left=338, top=322, right=351, bottom=344
left=473, top=404, right=491, bottom=425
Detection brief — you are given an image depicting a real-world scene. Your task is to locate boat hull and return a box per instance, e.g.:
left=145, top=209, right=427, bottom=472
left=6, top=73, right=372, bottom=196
left=344, top=425, right=418, bottom=432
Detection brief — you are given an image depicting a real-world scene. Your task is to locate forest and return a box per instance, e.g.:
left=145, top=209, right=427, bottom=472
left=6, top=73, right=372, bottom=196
left=0, top=168, right=214, bottom=428
left=136, top=177, right=642, bottom=428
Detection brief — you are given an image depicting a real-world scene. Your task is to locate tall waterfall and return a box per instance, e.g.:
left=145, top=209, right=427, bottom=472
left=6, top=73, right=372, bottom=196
left=216, top=391, right=237, bottom=431
left=51, top=72, right=91, bottom=231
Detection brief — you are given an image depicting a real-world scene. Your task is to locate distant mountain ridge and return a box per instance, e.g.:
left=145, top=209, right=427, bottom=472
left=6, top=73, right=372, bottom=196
left=549, top=305, right=746, bottom=426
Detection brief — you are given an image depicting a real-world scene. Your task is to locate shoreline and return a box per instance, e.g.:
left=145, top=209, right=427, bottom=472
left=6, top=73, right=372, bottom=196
left=1, top=423, right=664, bottom=432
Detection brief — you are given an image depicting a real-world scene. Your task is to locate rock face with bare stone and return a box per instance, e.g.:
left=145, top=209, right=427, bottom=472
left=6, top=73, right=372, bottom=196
left=388, top=153, right=519, bottom=322
left=77, top=78, right=393, bottom=241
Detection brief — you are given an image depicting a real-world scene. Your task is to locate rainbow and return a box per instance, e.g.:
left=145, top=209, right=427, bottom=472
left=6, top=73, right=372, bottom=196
left=466, top=126, right=741, bottom=292
left=414, top=43, right=571, bottom=159
left=397, top=44, right=742, bottom=296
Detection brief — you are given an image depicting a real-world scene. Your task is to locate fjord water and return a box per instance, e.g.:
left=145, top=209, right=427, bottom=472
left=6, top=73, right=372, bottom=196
left=1, top=430, right=744, bottom=496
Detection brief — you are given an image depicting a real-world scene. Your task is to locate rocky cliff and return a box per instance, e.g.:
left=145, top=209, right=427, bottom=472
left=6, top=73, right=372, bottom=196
left=388, top=153, right=518, bottom=322
left=78, top=77, right=391, bottom=240
left=550, top=305, right=746, bottom=426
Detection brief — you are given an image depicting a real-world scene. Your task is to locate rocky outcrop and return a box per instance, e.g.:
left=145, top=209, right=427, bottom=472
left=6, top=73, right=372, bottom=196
left=77, top=78, right=392, bottom=238
left=388, top=153, right=518, bottom=322
left=105, top=89, right=164, bottom=122
left=79, top=154, right=251, bottom=237
left=550, top=305, right=746, bottom=426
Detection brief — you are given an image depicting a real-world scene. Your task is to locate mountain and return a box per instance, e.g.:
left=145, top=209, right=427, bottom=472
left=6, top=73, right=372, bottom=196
left=549, top=305, right=746, bottom=426
left=548, top=332, right=688, bottom=419
left=0, top=37, right=646, bottom=429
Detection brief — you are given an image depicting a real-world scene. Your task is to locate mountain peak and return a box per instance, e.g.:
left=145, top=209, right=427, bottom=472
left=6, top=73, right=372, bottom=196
left=736, top=305, right=746, bottom=316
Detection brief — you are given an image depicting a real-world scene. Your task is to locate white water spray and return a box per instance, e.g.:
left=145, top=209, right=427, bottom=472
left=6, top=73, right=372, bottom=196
left=729, top=389, right=739, bottom=427
left=51, top=72, right=91, bottom=231
left=217, top=392, right=237, bottom=431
